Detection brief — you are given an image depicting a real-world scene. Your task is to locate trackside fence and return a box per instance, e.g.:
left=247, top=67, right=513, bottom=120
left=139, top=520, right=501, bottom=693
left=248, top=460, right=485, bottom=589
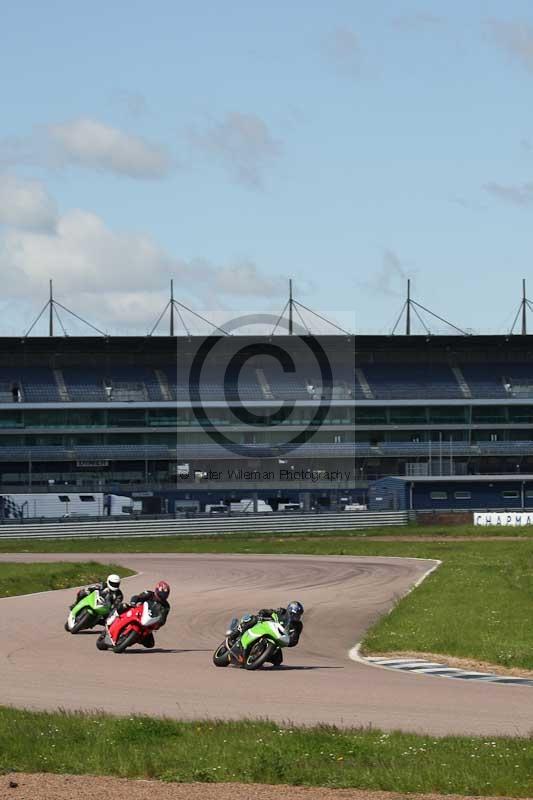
left=0, top=511, right=409, bottom=540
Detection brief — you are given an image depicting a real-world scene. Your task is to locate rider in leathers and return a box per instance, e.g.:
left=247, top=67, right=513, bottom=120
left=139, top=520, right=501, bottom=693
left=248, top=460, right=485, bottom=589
left=235, top=601, right=304, bottom=666
left=71, top=574, right=123, bottom=612
left=120, top=581, right=170, bottom=649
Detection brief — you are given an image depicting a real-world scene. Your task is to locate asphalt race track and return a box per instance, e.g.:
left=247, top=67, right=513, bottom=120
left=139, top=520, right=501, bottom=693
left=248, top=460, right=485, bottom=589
left=2, top=552, right=533, bottom=736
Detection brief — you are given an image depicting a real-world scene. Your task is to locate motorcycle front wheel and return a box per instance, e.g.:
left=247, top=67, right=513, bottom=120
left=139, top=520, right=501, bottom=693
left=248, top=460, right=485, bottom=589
left=113, top=629, right=138, bottom=653
left=212, top=641, right=231, bottom=667
left=69, top=610, right=93, bottom=634
left=244, top=638, right=276, bottom=670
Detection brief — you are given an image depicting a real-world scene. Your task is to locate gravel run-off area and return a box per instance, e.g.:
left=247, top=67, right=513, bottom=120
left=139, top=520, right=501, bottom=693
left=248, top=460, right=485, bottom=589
left=3, top=774, right=531, bottom=800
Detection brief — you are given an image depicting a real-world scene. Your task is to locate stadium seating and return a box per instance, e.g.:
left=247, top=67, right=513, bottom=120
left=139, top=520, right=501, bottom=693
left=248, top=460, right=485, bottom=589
left=0, top=356, right=530, bottom=404
left=0, top=368, right=60, bottom=402
left=362, top=365, right=462, bottom=399
left=60, top=367, right=165, bottom=402
left=460, top=363, right=533, bottom=398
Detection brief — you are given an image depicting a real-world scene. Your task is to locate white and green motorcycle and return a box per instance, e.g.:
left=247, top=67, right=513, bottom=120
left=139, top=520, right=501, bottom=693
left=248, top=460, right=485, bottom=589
left=212, top=612, right=290, bottom=670
left=64, top=589, right=114, bottom=634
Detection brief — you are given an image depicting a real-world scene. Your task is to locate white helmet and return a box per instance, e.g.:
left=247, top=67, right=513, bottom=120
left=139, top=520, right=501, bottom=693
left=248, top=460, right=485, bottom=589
left=107, top=574, right=121, bottom=591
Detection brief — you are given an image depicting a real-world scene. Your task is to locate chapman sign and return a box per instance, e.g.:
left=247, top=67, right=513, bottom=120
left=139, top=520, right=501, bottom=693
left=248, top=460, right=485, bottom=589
left=474, top=512, right=533, bottom=527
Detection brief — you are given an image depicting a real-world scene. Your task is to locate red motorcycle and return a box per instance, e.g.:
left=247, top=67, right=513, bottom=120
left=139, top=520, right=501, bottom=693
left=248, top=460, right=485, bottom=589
left=96, top=600, right=164, bottom=653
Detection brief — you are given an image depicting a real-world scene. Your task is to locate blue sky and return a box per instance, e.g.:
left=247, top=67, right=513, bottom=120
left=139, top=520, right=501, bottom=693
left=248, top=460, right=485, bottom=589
left=2, top=1, right=533, bottom=335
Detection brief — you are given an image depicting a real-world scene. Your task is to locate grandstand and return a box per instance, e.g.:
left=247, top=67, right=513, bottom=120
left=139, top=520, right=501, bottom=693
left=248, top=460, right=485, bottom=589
left=356, top=334, right=533, bottom=481
left=0, top=334, right=355, bottom=513
left=0, top=330, right=533, bottom=514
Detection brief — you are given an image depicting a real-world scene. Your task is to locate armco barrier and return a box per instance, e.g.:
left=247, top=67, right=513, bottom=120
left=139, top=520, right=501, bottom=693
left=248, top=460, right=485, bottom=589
left=0, top=511, right=409, bottom=540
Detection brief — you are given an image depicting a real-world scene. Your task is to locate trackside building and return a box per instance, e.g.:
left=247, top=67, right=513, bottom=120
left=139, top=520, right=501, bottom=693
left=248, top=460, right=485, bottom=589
left=368, top=475, right=533, bottom=511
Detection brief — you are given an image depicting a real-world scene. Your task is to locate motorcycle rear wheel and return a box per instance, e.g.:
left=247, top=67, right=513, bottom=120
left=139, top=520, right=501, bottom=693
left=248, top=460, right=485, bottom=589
left=212, top=641, right=231, bottom=667
left=113, top=629, right=138, bottom=653
left=244, top=639, right=275, bottom=670
left=96, top=634, right=109, bottom=651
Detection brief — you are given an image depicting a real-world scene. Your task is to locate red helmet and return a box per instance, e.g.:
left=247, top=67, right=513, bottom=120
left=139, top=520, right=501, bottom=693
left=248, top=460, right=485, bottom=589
left=155, top=580, right=170, bottom=601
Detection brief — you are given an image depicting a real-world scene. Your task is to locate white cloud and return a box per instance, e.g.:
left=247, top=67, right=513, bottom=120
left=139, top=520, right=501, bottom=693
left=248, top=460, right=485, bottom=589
left=0, top=202, right=285, bottom=333
left=0, top=174, right=57, bottom=230
left=484, top=181, right=533, bottom=206
left=48, top=118, right=172, bottom=178
left=392, top=12, right=445, bottom=31
left=324, top=27, right=360, bottom=77
left=487, top=20, right=533, bottom=72
left=0, top=118, right=172, bottom=179
left=356, top=249, right=415, bottom=298
left=212, top=261, right=285, bottom=296
left=189, top=112, right=281, bottom=189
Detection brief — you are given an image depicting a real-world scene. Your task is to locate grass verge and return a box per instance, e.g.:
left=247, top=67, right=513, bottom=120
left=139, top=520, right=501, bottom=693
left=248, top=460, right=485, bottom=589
left=1, top=707, right=533, bottom=796
left=1, top=523, right=533, bottom=555
left=0, top=561, right=135, bottom=598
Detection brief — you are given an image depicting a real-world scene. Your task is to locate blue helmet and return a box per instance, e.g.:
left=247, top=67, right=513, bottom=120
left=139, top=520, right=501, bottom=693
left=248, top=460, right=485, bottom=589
left=287, top=601, right=304, bottom=621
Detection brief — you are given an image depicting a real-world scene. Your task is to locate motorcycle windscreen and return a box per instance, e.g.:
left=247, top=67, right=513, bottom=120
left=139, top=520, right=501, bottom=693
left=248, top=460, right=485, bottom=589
left=226, top=617, right=239, bottom=635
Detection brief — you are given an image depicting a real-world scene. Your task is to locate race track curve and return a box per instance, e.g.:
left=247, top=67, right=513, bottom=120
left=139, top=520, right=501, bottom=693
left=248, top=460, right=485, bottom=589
left=2, top=552, right=533, bottom=737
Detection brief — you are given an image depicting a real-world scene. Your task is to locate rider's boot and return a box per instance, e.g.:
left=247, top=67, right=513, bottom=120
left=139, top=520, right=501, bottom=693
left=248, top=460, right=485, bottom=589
left=270, top=649, right=283, bottom=668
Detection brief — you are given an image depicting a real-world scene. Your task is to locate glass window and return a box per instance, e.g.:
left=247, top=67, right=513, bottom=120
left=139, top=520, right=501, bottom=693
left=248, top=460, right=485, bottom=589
left=454, top=491, right=471, bottom=499
left=389, top=407, right=426, bottom=425
left=502, top=490, right=519, bottom=499
left=472, top=407, right=506, bottom=424
left=428, top=407, right=467, bottom=424
left=430, top=491, right=448, bottom=500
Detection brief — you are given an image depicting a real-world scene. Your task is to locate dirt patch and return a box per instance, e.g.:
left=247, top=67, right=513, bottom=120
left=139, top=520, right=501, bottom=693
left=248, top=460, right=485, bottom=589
left=2, top=774, right=531, bottom=800
left=366, top=651, right=533, bottom=678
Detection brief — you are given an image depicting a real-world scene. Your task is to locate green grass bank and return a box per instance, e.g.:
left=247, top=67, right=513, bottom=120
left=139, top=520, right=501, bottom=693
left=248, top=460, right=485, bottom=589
left=1, top=708, right=533, bottom=796
left=0, top=561, right=135, bottom=598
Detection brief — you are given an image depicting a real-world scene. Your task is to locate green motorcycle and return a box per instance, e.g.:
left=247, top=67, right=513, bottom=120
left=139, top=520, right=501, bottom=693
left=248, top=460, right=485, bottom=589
left=64, top=589, right=114, bottom=634
left=213, top=612, right=290, bottom=670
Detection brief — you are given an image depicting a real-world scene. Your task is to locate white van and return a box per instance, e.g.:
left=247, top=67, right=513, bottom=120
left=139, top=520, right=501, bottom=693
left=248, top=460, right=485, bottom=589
left=229, top=499, right=273, bottom=513
left=278, top=502, right=302, bottom=512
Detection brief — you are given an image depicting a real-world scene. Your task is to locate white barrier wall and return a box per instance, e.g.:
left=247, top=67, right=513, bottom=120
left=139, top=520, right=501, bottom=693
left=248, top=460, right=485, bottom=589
left=0, top=511, right=409, bottom=540
left=474, top=512, right=533, bottom=527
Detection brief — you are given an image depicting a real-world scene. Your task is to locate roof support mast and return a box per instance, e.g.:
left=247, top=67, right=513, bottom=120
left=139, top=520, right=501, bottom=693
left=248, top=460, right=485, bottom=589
left=509, top=279, right=533, bottom=336
left=49, top=280, right=54, bottom=337
left=271, top=279, right=351, bottom=335
left=391, top=279, right=467, bottom=335
left=149, top=279, right=230, bottom=336
left=170, top=279, right=175, bottom=337
left=406, top=278, right=411, bottom=336
left=289, top=278, right=293, bottom=335
left=523, top=278, right=527, bottom=336
left=23, top=280, right=107, bottom=338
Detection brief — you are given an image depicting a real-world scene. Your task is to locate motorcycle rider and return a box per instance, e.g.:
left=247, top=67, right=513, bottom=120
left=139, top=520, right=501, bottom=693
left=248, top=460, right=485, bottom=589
left=71, top=573, right=123, bottom=611
left=234, top=601, right=304, bottom=666
left=119, top=580, right=170, bottom=648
